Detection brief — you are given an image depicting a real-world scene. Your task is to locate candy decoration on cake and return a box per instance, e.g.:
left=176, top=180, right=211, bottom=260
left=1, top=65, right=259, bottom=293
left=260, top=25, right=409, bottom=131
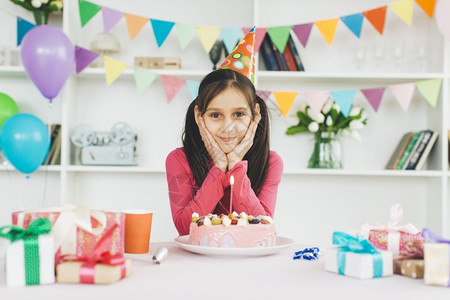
left=189, top=211, right=276, bottom=248
left=218, top=27, right=256, bottom=84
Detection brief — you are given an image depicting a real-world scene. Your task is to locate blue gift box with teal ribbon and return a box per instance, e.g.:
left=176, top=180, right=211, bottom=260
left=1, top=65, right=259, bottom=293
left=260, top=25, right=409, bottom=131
left=0, top=218, right=55, bottom=287
left=325, top=232, right=393, bottom=279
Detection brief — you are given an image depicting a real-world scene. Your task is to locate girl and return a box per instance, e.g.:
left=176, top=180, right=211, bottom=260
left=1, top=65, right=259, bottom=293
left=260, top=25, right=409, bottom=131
left=165, top=68, right=283, bottom=236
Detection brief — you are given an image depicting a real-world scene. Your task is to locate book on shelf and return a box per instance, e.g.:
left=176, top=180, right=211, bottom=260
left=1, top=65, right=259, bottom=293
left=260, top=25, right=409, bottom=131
left=405, top=130, right=433, bottom=170
left=270, top=36, right=288, bottom=71
left=49, top=126, right=62, bottom=165
left=388, top=130, right=439, bottom=171
left=401, top=131, right=425, bottom=170
left=286, top=34, right=305, bottom=71
left=395, top=131, right=422, bottom=170
left=412, top=130, right=438, bottom=170
left=260, top=33, right=305, bottom=72
left=282, top=40, right=298, bottom=71
left=44, top=124, right=61, bottom=165
left=448, top=130, right=450, bottom=166
left=385, top=132, right=415, bottom=169
left=260, top=34, right=280, bottom=71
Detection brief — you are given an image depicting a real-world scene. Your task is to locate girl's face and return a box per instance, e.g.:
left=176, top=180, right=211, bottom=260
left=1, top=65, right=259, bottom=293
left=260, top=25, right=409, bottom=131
left=202, top=87, right=253, bottom=154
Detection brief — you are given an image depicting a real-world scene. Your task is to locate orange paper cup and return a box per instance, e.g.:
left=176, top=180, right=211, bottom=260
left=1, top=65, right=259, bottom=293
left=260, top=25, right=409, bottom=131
left=123, top=209, right=153, bottom=254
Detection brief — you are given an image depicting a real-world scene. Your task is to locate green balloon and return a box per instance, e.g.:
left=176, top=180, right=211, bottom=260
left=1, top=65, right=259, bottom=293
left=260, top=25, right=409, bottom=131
left=0, top=93, right=19, bottom=129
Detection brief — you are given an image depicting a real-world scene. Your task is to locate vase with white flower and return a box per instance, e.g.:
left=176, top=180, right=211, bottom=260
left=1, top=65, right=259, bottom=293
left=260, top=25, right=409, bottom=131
left=286, top=98, right=368, bottom=169
left=9, top=0, right=63, bottom=25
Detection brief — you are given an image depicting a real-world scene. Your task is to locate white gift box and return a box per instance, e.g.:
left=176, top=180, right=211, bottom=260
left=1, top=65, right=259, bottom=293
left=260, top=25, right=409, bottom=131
left=424, top=243, right=450, bottom=286
left=325, top=248, right=393, bottom=279
left=1, top=234, right=55, bottom=287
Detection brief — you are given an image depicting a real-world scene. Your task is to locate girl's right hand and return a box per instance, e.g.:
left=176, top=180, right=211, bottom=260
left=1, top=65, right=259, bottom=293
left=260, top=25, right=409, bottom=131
left=197, top=115, right=228, bottom=172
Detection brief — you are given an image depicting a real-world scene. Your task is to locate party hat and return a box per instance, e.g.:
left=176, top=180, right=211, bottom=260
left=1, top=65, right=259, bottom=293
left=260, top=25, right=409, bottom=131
left=219, top=27, right=256, bottom=83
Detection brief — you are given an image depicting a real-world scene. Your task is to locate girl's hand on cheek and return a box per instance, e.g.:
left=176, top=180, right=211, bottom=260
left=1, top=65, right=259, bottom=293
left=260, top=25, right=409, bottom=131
left=198, top=116, right=228, bottom=172
left=227, top=113, right=261, bottom=170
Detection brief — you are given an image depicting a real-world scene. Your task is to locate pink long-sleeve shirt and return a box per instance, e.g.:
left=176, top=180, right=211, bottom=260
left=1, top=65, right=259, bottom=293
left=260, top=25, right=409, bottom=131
left=165, top=147, right=283, bottom=236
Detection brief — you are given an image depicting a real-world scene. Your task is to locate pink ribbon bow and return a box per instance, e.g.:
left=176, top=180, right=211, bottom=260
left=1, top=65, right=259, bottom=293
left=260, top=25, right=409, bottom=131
left=72, top=223, right=126, bottom=284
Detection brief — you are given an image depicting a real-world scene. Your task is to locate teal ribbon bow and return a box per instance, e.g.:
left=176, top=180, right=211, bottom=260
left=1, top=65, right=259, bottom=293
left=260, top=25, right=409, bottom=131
left=0, top=218, right=52, bottom=285
left=333, top=231, right=383, bottom=278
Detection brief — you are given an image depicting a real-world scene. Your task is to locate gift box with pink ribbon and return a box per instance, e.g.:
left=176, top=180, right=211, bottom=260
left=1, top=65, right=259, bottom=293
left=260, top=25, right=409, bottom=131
left=422, top=228, right=450, bottom=287
left=11, top=204, right=124, bottom=262
left=56, top=223, right=132, bottom=284
left=358, top=203, right=425, bottom=257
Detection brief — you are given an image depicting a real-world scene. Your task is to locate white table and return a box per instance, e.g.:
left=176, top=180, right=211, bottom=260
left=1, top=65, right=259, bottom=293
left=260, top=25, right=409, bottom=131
left=1, top=241, right=448, bottom=299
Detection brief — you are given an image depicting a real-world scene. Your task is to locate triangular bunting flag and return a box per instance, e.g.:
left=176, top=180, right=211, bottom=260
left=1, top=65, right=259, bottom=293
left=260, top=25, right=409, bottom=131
left=363, top=6, right=387, bottom=34
left=101, top=7, right=123, bottom=34
left=256, top=90, right=272, bottom=102
left=151, top=19, right=175, bottom=47
left=361, top=87, right=385, bottom=112
left=186, top=80, right=201, bottom=100
left=389, top=82, right=415, bottom=111
left=176, top=23, right=196, bottom=50
left=415, top=0, right=436, bottom=18
left=267, top=25, right=293, bottom=53
left=313, top=18, right=339, bottom=45
left=103, top=56, right=128, bottom=85
left=75, top=46, right=99, bottom=73
left=124, top=13, right=149, bottom=40
left=78, top=0, right=101, bottom=27
left=196, top=26, right=222, bottom=53
left=340, top=13, right=364, bottom=38
left=161, top=75, right=186, bottom=103
left=133, top=67, right=157, bottom=93
left=17, top=17, right=35, bottom=46
left=292, top=23, right=313, bottom=47
left=304, top=91, right=329, bottom=117
left=221, top=27, right=243, bottom=54
left=389, top=0, right=414, bottom=26
left=272, top=91, right=298, bottom=117
left=416, top=78, right=442, bottom=107
left=330, top=89, right=356, bottom=117
left=243, top=27, right=267, bottom=52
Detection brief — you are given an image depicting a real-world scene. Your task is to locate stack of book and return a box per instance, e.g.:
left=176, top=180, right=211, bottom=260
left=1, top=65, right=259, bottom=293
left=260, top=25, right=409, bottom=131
left=43, top=124, right=62, bottom=165
left=385, top=130, right=439, bottom=170
left=259, top=33, right=305, bottom=71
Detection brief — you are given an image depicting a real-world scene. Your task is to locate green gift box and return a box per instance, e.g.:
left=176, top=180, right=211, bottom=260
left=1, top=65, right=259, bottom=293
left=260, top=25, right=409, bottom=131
left=0, top=218, right=55, bottom=287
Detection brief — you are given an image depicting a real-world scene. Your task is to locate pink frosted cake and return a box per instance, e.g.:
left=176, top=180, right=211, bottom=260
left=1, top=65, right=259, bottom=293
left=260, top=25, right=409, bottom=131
left=189, top=212, right=276, bottom=248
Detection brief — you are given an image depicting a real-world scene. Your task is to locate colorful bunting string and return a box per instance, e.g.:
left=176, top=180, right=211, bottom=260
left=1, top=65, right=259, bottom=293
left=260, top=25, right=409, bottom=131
left=76, top=0, right=436, bottom=52
left=6, top=1, right=442, bottom=111
left=67, top=41, right=442, bottom=114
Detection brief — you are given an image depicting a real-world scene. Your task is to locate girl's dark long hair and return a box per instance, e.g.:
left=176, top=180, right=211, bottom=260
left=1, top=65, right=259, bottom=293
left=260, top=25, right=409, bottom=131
left=182, top=69, right=270, bottom=195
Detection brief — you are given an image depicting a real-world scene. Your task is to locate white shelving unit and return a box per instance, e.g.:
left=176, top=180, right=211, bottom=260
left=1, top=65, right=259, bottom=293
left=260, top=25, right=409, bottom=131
left=0, top=0, right=448, bottom=244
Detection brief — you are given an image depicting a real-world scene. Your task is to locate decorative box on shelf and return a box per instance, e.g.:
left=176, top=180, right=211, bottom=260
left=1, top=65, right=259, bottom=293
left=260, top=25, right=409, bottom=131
left=134, top=57, right=181, bottom=69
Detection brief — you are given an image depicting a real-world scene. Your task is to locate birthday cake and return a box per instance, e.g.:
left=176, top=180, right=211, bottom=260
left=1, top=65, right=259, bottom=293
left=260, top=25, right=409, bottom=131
left=189, top=212, right=276, bottom=248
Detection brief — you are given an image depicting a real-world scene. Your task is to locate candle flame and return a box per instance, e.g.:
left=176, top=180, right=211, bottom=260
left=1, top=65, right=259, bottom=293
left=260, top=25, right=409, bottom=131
left=230, top=175, right=234, bottom=185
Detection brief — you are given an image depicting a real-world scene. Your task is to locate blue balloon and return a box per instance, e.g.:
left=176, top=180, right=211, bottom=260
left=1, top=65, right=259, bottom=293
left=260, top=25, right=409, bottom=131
left=0, top=113, right=50, bottom=174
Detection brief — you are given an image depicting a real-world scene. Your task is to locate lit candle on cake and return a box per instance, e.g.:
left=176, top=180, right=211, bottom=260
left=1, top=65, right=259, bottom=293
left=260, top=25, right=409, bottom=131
left=229, top=175, right=234, bottom=215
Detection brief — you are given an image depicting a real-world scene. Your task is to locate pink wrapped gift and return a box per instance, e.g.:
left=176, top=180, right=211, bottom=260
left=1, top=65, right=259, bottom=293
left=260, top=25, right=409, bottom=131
left=359, top=203, right=425, bottom=257
left=12, top=204, right=124, bottom=261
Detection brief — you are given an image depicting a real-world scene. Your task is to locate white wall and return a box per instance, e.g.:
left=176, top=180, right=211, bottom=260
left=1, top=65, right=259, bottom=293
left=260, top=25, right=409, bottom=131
left=0, top=0, right=446, bottom=245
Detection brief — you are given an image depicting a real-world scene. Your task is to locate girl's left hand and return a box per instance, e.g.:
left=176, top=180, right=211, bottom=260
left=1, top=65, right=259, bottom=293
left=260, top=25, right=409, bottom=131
left=227, top=113, right=261, bottom=170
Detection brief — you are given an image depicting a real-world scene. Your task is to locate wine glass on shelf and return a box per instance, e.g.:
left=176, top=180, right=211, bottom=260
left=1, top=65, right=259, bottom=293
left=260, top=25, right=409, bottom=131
left=209, top=39, right=224, bottom=70
left=353, top=43, right=366, bottom=72
left=373, top=42, right=386, bottom=73
left=392, top=41, right=405, bottom=73
left=415, top=42, right=429, bottom=72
